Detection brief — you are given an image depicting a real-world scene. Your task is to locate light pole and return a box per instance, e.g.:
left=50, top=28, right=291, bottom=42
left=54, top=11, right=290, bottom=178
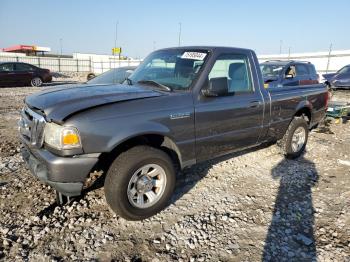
left=114, top=21, right=118, bottom=50
left=288, top=47, right=291, bottom=59
left=114, top=21, right=119, bottom=67
left=326, top=43, right=333, bottom=73
left=178, top=22, right=182, bottom=46
left=59, top=38, right=63, bottom=57
left=153, top=41, right=156, bottom=51
left=279, top=40, right=283, bottom=54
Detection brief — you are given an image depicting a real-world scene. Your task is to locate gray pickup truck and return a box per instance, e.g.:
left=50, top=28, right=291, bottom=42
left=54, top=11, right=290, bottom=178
left=19, top=46, right=328, bottom=220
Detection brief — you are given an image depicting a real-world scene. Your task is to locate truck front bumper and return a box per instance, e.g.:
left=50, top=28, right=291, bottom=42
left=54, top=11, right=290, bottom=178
left=21, top=143, right=100, bottom=196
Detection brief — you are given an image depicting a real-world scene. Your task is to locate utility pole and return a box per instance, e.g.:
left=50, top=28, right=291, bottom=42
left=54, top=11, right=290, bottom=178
left=178, top=22, right=182, bottom=46
left=326, top=43, right=333, bottom=73
left=153, top=41, right=156, bottom=51
left=59, top=38, right=63, bottom=57
left=115, top=21, right=120, bottom=62
left=279, top=40, right=283, bottom=54
left=114, top=21, right=118, bottom=51
left=288, top=47, right=291, bottom=59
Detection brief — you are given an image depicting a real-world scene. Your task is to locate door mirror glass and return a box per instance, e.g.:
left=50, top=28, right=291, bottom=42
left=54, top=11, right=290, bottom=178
left=202, top=77, right=228, bottom=97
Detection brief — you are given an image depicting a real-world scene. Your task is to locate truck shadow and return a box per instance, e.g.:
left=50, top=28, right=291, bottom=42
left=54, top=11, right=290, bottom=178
left=262, top=155, right=318, bottom=261
left=170, top=148, right=319, bottom=261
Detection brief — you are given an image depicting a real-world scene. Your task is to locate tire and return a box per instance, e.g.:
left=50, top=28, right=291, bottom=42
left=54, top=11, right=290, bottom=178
left=278, top=116, right=309, bottom=159
left=104, top=146, right=176, bottom=220
left=30, top=77, right=43, bottom=87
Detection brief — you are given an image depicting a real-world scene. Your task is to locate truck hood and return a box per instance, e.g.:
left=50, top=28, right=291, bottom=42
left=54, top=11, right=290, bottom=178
left=25, top=83, right=165, bottom=122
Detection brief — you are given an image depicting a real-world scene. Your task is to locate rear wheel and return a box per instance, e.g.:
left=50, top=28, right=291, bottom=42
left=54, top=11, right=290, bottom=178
left=104, top=146, right=176, bottom=220
left=31, top=77, right=43, bottom=87
left=279, top=116, right=309, bottom=159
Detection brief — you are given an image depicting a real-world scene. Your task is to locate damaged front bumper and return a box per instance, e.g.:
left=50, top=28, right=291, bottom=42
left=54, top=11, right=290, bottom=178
left=21, top=142, right=100, bottom=196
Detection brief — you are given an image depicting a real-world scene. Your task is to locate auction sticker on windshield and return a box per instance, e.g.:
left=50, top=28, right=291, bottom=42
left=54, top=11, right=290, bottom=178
left=181, top=52, right=207, bottom=60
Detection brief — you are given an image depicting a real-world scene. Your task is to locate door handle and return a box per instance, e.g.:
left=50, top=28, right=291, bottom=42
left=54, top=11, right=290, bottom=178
left=249, top=101, right=261, bottom=108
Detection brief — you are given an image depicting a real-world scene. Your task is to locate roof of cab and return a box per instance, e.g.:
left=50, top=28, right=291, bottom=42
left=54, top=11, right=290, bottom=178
left=156, top=46, right=254, bottom=53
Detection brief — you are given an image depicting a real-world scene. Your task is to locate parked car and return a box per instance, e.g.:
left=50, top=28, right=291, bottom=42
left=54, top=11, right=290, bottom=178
left=260, top=60, right=319, bottom=88
left=0, top=62, right=52, bottom=87
left=86, top=66, right=137, bottom=84
left=322, top=65, right=350, bottom=89
left=19, top=46, right=328, bottom=220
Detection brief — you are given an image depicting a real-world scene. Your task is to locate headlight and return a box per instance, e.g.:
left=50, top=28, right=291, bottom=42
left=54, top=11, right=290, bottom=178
left=44, top=122, right=81, bottom=150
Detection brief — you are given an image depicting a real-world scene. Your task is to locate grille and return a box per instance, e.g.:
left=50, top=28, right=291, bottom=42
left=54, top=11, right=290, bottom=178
left=18, top=106, right=46, bottom=147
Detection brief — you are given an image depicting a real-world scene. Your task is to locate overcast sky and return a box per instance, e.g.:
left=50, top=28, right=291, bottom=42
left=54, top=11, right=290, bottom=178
left=0, top=0, right=349, bottom=58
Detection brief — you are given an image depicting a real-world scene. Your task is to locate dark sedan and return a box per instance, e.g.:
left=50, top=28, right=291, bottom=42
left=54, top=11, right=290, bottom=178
left=86, top=66, right=137, bottom=85
left=323, top=65, right=350, bottom=89
left=0, top=62, right=52, bottom=87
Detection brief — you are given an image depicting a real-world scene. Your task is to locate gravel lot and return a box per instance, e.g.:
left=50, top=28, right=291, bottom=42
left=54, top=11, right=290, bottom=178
left=0, top=83, right=349, bottom=261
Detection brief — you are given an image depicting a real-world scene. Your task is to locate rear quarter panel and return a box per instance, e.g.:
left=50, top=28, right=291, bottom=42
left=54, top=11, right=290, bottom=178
left=267, top=84, right=327, bottom=140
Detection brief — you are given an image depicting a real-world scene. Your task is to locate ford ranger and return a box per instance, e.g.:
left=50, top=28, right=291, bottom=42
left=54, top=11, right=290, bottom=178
left=19, top=46, right=328, bottom=220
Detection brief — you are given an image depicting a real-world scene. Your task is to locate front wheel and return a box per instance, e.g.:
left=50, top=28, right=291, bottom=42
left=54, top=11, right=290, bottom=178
left=104, top=146, right=176, bottom=220
left=279, top=116, right=309, bottom=159
left=30, top=77, right=43, bottom=87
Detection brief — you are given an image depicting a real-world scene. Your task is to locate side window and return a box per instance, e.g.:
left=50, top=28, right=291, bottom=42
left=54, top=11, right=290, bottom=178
left=285, top=65, right=296, bottom=77
left=0, top=63, right=14, bottom=72
left=15, top=63, right=33, bottom=71
left=295, top=64, right=309, bottom=76
left=342, top=66, right=350, bottom=74
left=308, top=65, right=317, bottom=75
left=208, top=54, right=253, bottom=94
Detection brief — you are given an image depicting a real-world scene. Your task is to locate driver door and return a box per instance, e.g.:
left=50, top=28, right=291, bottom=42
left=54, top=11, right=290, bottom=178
left=194, top=52, right=264, bottom=162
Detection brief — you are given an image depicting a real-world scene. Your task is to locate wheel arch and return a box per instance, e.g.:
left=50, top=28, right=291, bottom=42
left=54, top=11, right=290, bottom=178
left=96, top=133, right=182, bottom=175
left=294, top=102, right=312, bottom=125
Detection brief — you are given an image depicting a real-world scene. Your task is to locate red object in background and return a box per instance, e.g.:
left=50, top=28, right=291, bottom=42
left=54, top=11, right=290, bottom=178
left=2, top=45, right=35, bottom=52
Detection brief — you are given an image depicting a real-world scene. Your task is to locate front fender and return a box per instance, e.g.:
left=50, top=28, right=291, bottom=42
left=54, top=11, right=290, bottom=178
left=107, top=121, right=172, bottom=151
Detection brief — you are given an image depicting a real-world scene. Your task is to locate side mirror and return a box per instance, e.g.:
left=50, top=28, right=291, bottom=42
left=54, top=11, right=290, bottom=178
left=87, top=73, right=96, bottom=81
left=285, top=74, right=294, bottom=79
left=202, top=77, right=228, bottom=97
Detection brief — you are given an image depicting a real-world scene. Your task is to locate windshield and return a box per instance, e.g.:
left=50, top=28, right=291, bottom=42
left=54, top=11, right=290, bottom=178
left=337, top=66, right=350, bottom=74
left=127, top=49, right=209, bottom=90
left=260, top=64, right=284, bottom=78
left=87, top=67, right=134, bottom=84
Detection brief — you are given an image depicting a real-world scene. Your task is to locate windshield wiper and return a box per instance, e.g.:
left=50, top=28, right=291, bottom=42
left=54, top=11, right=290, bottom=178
left=137, top=80, right=172, bottom=92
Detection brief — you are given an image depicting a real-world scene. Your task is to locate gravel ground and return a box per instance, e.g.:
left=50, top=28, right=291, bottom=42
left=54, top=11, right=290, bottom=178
left=0, top=84, right=349, bottom=261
